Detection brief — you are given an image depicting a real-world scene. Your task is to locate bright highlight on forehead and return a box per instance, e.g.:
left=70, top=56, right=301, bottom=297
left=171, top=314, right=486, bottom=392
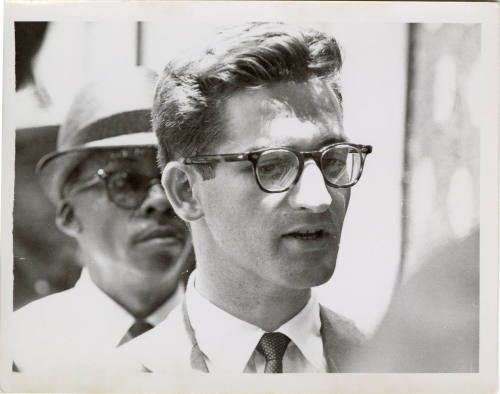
left=223, top=79, right=344, bottom=151
left=256, top=117, right=325, bottom=147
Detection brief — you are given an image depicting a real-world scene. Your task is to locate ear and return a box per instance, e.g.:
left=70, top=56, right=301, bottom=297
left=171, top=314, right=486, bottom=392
left=55, top=201, right=82, bottom=237
left=161, top=161, right=204, bottom=222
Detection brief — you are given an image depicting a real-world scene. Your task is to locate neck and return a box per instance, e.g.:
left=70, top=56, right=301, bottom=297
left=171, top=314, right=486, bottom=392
left=86, top=266, right=178, bottom=319
left=192, top=229, right=310, bottom=332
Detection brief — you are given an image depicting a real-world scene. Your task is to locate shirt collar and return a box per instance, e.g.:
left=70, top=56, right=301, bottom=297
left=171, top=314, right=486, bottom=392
left=74, top=269, right=183, bottom=346
left=145, top=284, right=184, bottom=327
left=278, top=292, right=324, bottom=370
left=185, top=271, right=322, bottom=372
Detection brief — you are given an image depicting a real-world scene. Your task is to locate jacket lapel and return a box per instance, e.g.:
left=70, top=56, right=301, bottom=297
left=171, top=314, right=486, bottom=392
left=190, top=343, right=209, bottom=372
left=182, top=299, right=209, bottom=372
left=319, top=305, right=340, bottom=372
left=319, top=304, right=365, bottom=373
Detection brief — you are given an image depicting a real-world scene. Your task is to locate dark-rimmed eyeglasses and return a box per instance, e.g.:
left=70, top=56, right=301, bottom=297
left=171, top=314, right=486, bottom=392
left=183, top=142, right=372, bottom=193
left=64, top=169, right=161, bottom=210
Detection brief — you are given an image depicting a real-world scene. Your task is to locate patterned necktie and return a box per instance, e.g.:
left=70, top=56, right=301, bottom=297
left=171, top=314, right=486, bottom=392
left=118, top=320, right=154, bottom=346
left=256, top=332, right=291, bottom=373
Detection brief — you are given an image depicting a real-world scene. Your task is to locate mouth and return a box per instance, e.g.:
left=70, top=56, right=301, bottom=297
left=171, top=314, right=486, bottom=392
left=133, top=227, right=185, bottom=244
left=282, top=229, right=329, bottom=240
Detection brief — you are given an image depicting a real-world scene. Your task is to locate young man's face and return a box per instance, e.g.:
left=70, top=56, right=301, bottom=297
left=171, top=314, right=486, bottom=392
left=69, top=149, right=189, bottom=288
left=197, top=79, right=350, bottom=291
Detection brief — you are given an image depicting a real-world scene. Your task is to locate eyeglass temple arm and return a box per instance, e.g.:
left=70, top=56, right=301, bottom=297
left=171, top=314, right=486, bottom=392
left=62, top=169, right=107, bottom=200
left=347, top=144, right=372, bottom=155
left=359, top=145, right=372, bottom=154
left=184, top=153, right=249, bottom=164
left=62, top=175, right=102, bottom=200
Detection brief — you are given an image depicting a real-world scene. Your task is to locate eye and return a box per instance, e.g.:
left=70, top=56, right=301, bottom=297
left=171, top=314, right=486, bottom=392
left=323, top=156, right=345, bottom=169
left=321, top=145, right=364, bottom=185
left=258, top=159, right=287, bottom=178
left=110, top=173, right=127, bottom=189
left=255, top=150, right=300, bottom=191
left=109, top=172, right=147, bottom=192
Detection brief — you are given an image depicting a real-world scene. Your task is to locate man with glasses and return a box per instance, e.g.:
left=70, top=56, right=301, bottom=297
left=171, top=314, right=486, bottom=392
left=122, top=23, right=371, bottom=373
left=12, top=67, right=192, bottom=372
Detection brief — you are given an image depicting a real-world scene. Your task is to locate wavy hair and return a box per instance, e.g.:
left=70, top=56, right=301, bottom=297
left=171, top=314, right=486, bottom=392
left=153, top=22, right=343, bottom=173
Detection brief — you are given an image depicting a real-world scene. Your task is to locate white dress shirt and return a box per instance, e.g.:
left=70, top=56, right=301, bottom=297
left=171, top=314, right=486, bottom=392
left=186, top=272, right=327, bottom=373
left=11, top=269, right=183, bottom=372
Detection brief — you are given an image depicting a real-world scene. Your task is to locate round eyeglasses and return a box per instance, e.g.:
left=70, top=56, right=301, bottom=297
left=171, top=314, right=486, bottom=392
left=64, top=169, right=162, bottom=210
left=184, top=142, right=372, bottom=193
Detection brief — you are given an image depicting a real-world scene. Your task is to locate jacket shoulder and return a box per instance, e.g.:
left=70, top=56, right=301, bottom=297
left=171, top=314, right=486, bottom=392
left=319, top=304, right=366, bottom=345
left=13, top=287, right=83, bottom=339
left=11, top=288, right=82, bottom=370
left=319, top=304, right=366, bottom=372
left=15, top=287, right=77, bottom=320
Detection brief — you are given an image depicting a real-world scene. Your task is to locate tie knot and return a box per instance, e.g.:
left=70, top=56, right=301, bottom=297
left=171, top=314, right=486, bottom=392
left=118, top=320, right=154, bottom=346
left=256, top=332, right=290, bottom=373
left=128, top=320, right=154, bottom=338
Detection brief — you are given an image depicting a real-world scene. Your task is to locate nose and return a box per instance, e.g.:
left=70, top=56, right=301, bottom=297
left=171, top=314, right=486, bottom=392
left=287, top=160, right=332, bottom=213
left=137, top=182, right=174, bottom=218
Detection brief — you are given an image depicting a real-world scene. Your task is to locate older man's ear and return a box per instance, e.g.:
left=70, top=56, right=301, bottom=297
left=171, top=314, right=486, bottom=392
left=161, top=162, right=204, bottom=223
left=55, top=201, right=82, bottom=237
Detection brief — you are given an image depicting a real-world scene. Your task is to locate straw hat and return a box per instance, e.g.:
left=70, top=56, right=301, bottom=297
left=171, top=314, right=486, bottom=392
left=37, top=66, right=159, bottom=205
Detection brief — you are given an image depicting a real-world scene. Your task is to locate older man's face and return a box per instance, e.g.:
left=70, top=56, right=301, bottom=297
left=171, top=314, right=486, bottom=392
left=196, top=79, right=350, bottom=291
left=69, top=149, right=189, bottom=287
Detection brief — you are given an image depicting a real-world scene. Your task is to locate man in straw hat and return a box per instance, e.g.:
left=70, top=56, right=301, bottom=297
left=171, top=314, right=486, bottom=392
left=12, top=67, right=193, bottom=372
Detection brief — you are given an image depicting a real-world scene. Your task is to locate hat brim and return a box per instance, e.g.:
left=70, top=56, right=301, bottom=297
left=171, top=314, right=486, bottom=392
left=37, top=132, right=158, bottom=205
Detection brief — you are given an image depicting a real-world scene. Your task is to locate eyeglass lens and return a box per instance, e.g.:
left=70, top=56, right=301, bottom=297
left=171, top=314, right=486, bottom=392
left=255, top=145, right=362, bottom=192
left=321, top=145, right=361, bottom=185
left=256, top=150, right=300, bottom=192
left=106, top=172, right=158, bottom=209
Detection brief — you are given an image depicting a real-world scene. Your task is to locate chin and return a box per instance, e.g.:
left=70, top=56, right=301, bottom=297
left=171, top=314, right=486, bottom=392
left=307, top=256, right=337, bottom=286
left=151, top=253, right=180, bottom=269
left=130, top=251, right=179, bottom=274
left=279, top=261, right=337, bottom=290
left=312, top=265, right=336, bottom=287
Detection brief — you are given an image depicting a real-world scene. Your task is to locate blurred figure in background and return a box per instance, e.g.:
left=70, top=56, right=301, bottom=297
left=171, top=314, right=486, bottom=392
left=12, top=67, right=193, bottom=372
left=346, top=228, right=479, bottom=372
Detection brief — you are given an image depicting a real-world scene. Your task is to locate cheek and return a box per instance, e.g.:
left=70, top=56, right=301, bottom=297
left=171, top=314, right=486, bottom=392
left=343, top=188, right=351, bottom=210
left=201, top=175, right=268, bottom=242
left=329, top=188, right=350, bottom=224
left=203, top=181, right=248, bottom=228
left=78, top=197, right=131, bottom=251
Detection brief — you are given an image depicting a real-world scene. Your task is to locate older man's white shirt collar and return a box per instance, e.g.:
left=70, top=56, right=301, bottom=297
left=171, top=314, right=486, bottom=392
left=76, top=269, right=183, bottom=346
left=186, top=272, right=325, bottom=372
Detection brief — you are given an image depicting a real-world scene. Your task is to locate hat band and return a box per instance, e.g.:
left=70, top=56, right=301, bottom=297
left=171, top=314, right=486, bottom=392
left=58, top=109, right=152, bottom=148
left=36, top=131, right=157, bottom=175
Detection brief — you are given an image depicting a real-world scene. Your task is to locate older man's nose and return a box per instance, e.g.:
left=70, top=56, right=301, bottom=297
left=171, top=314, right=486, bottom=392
left=138, top=182, right=173, bottom=218
left=287, top=160, right=332, bottom=213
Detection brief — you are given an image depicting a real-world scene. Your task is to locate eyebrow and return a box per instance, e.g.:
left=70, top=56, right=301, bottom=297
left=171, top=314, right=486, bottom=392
left=103, top=157, right=135, bottom=166
left=101, top=157, right=145, bottom=172
left=107, top=153, right=139, bottom=161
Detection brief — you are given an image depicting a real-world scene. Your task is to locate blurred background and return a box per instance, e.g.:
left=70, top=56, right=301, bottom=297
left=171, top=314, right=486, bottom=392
left=13, top=22, right=480, bottom=369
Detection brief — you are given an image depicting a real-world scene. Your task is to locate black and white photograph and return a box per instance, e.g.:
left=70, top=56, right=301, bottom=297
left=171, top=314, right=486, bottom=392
left=1, top=2, right=498, bottom=393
